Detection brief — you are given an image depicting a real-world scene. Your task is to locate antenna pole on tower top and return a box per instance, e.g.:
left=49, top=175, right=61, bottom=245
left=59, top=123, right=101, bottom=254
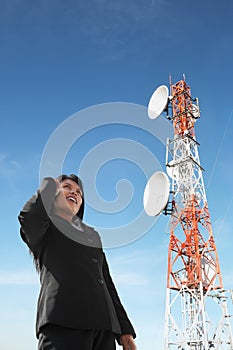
left=169, top=74, right=172, bottom=96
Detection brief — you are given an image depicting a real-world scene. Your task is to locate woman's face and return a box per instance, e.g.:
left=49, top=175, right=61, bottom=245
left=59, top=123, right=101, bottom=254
left=54, top=179, right=83, bottom=217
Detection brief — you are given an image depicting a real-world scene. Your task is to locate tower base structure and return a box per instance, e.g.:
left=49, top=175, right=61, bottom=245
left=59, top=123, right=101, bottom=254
left=164, top=286, right=233, bottom=349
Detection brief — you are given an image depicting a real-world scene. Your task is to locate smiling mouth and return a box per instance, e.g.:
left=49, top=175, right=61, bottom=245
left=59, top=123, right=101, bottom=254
left=66, top=196, right=77, bottom=204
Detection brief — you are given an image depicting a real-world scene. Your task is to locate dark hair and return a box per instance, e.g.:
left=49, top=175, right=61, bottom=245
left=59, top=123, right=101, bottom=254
left=56, top=174, right=85, bottom=220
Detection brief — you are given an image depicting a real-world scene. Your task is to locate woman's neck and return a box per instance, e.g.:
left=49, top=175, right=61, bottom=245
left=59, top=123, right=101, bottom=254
left=53, top=209, right=74, bottom=223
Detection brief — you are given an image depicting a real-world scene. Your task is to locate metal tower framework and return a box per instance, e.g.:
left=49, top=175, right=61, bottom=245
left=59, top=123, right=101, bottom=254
left=164, top=79, right=233, bottom=349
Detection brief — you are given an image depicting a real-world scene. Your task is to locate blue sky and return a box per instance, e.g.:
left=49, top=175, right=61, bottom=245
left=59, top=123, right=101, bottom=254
left=0, top=0, right=233, bottom=349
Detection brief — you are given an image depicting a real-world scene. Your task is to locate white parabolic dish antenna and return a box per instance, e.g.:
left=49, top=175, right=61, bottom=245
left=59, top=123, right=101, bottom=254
left=143, top=171, right=170, bottom=216
left=148, top=85, right=169, bottom=119
left=166, top=160, right=179, bottom=179
left=188, top=104, right=200, bottom=121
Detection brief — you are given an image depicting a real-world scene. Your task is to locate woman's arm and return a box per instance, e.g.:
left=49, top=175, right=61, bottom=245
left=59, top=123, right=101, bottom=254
left=18, top=177, right=57, bottom=249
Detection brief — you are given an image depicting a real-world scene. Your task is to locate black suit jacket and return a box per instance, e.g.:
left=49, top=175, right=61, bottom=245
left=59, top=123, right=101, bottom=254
left=18, top=178, right=136, bottom=339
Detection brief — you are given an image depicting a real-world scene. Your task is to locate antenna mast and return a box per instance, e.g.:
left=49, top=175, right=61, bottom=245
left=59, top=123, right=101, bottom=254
left=164, top=78, right=233, bottom=349
left=144, top=77, right=233, bottom=349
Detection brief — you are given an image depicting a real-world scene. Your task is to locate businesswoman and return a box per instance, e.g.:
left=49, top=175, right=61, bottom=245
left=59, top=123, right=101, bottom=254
left=18, top=174, right=137, bottom=350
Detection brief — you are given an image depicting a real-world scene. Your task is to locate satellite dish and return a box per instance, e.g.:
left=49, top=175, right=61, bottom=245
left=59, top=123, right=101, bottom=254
left=148, top=85, right=169, bottom=119
left=188, top=104, right=200, bottom=120
left=143, top=171, right=170, bottom=216
left=166, top=160, right=178, bottom=179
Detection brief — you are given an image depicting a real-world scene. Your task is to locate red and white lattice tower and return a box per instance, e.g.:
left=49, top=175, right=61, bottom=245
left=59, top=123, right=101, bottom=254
left=164, top=78, right=233, bottom=349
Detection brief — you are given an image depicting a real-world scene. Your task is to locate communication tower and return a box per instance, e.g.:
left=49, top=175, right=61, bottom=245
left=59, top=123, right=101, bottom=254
left=143, top=77, right=233, bottom=349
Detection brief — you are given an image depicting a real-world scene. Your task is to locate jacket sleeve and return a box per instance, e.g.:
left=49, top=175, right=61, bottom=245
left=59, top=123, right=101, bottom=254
left=18, top=177, right=57, bottom=249
left=102, top=253, right=136, bottom=339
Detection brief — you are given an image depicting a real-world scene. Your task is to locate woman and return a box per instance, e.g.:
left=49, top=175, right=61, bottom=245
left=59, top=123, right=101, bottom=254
left=18, top=174, right=137, bottom=350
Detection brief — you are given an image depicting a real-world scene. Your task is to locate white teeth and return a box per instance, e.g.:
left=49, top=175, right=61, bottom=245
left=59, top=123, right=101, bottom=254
left=67, top=197, right=77, bottom=204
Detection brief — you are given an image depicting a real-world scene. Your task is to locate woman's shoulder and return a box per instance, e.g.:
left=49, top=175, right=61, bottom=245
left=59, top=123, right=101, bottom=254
left=81, top=221, right=99, bottom=236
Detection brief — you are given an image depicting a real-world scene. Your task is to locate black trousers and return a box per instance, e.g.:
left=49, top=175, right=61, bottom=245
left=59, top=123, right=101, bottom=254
left=38, top=324, right=116, bottom=350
